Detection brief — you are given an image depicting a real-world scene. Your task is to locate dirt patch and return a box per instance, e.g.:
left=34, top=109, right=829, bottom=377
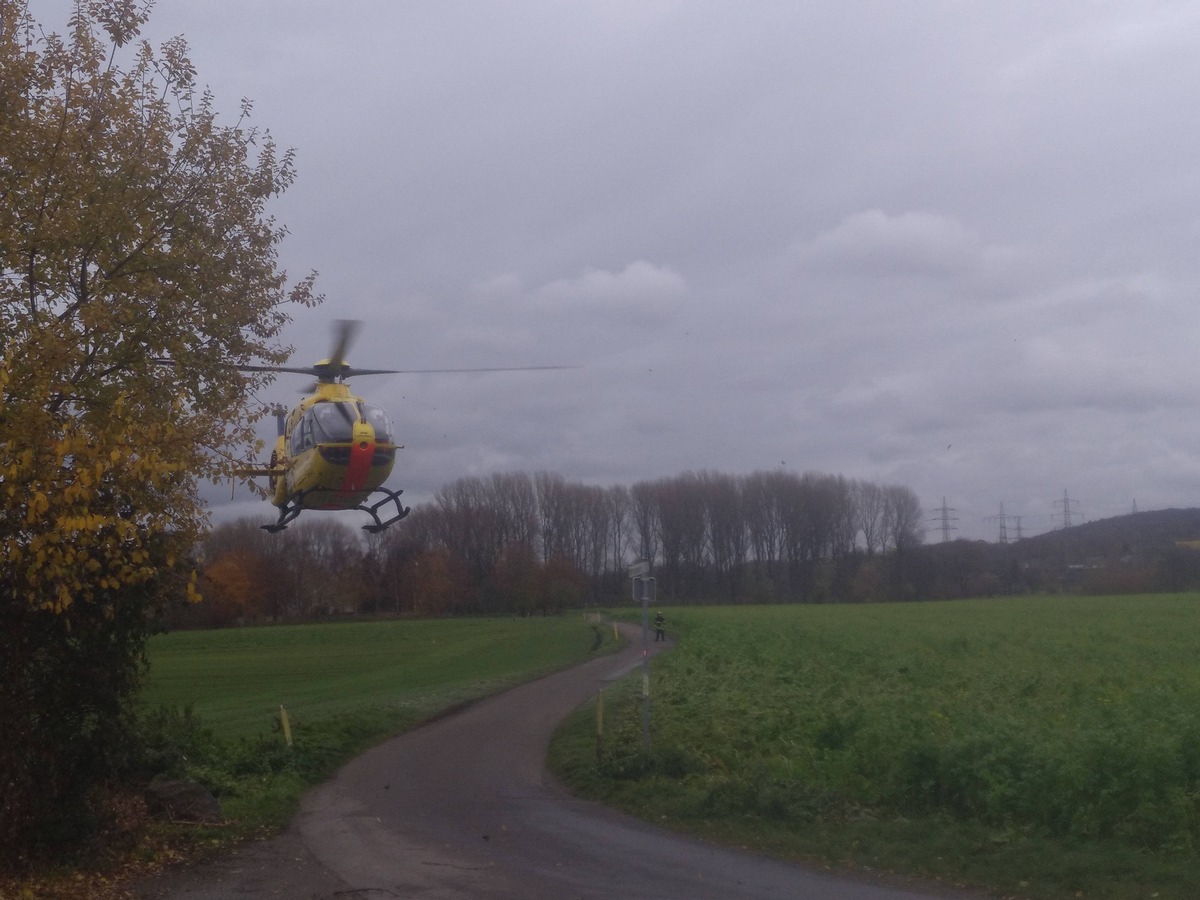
left=127, top=827, right=349, bottom=900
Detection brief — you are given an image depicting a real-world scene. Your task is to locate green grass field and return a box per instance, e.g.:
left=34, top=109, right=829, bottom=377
left=139, top=599, right=1200, bottom=897
left=143, top=616, right=606, bottom=738
left=139, top=616, right=614, bottom=828
left=549, top=596, right=1200, bottom=899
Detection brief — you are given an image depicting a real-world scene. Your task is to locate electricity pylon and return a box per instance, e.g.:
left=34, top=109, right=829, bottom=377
left=987, top=503, right=1019, bottom=544
left=930, top=497, right=957, bottom=542
left=1054, top=489, right=1079, bottom=529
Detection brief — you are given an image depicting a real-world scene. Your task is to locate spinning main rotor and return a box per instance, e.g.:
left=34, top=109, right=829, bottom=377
left=236, top=319, right=572, bottom=385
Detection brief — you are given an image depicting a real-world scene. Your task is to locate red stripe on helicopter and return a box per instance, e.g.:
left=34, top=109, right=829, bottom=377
left=341, top=437, right=376, bottom=493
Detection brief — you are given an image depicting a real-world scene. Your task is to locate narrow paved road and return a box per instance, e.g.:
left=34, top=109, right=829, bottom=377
left=134, top=627, right=979, bottom=899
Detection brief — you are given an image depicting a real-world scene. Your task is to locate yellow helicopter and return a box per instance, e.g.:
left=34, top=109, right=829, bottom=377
left=235, top=320, right=567, bottom=533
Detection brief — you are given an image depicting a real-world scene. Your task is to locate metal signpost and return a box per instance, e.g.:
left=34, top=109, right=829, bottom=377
left=628, top=560, right=654, bottom=752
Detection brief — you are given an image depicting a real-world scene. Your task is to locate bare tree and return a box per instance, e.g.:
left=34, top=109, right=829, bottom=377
left=384, top=469, right=927, bottom=607
left=856, top=480, right=887, bottom=556
left=699, top=470, right=747, bottom=602
left=606, top=484, right=633, bottom=575
left=488, top=472, right=539, bottom=555
left=284, top=519, right=363, bottom=616
left=654, top=474, right=708, bottom=600
left=880, top=484, right=925, bottom=601
left=435, top=476, right=501, bottom=609
left=580, top=484, right=612, bottom=584
left=882, top=484, right=925, bottom=551
left=743, top=470, right=786, bottom=581
left=536, top=471, right=572, bottom=563
left=629, top=480, right=661, bottom=570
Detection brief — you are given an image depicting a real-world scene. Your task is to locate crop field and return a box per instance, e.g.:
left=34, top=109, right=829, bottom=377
left=139, top=616, right=612, bottom=825
left=550, top=596, right=1200, bottom=899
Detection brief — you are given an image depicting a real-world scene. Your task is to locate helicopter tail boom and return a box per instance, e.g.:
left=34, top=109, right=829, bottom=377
left=235, top=466, right=285, bottom=478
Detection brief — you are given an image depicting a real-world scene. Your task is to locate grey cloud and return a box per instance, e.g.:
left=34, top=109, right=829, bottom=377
left=792, top=210, right=984, bottom=278
left=28, top=0, right=1200, bottom=540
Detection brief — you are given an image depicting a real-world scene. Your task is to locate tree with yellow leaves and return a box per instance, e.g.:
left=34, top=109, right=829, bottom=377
left=0, top=0, right=317, bottom=863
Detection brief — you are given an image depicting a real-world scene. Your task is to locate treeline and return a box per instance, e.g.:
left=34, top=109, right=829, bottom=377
left=181, top=470, right=926, bottom=626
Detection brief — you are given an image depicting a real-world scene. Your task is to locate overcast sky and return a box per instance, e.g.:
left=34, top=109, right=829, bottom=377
left=35, top=1, right=1200, bottom=540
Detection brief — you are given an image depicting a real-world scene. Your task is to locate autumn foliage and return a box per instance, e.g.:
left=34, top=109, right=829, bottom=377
left=0, top=0, right=314, bottom=865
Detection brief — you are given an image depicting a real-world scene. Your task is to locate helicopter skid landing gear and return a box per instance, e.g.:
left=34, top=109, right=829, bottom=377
left=259, top=487, right=410, bottom=533
left=358, top=486, right=411, bottom=533
left=262, top=499, right=304, bottom=533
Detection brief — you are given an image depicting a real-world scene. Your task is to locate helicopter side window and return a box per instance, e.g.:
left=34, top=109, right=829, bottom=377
left=362, top=403, right=393, bottom=443
left=291, top=412, right=313, bottom=454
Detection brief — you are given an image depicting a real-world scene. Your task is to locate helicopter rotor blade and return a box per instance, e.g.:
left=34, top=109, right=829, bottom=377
left=328, top=319, right=361, bottom=374
left=236, top=364, right=319, bottom=376
left=166, top=351, right=578, bottom=382
left=160, top=318, right=580, bottom=384
left=154, top=358, right=315, bottom=379
left=232, top=363, right=578, bottom=379
left=341, top=365, right=578, bottom=378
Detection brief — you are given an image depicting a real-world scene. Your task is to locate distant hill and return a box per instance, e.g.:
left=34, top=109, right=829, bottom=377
left=1015, top=508, right=1200, bottom=564
left=916, top=508, right=1200, bottom=598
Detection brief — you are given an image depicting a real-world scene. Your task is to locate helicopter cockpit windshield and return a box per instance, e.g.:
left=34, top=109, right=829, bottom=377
left=292, top=402, right=355, bottom=453
left=361, top=403, right=393, bottom=443
left=291, top=401, right=394, bottom=455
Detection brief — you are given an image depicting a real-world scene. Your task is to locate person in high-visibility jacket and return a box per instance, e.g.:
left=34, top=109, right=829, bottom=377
left=653, top=611, right=666, bottom=642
